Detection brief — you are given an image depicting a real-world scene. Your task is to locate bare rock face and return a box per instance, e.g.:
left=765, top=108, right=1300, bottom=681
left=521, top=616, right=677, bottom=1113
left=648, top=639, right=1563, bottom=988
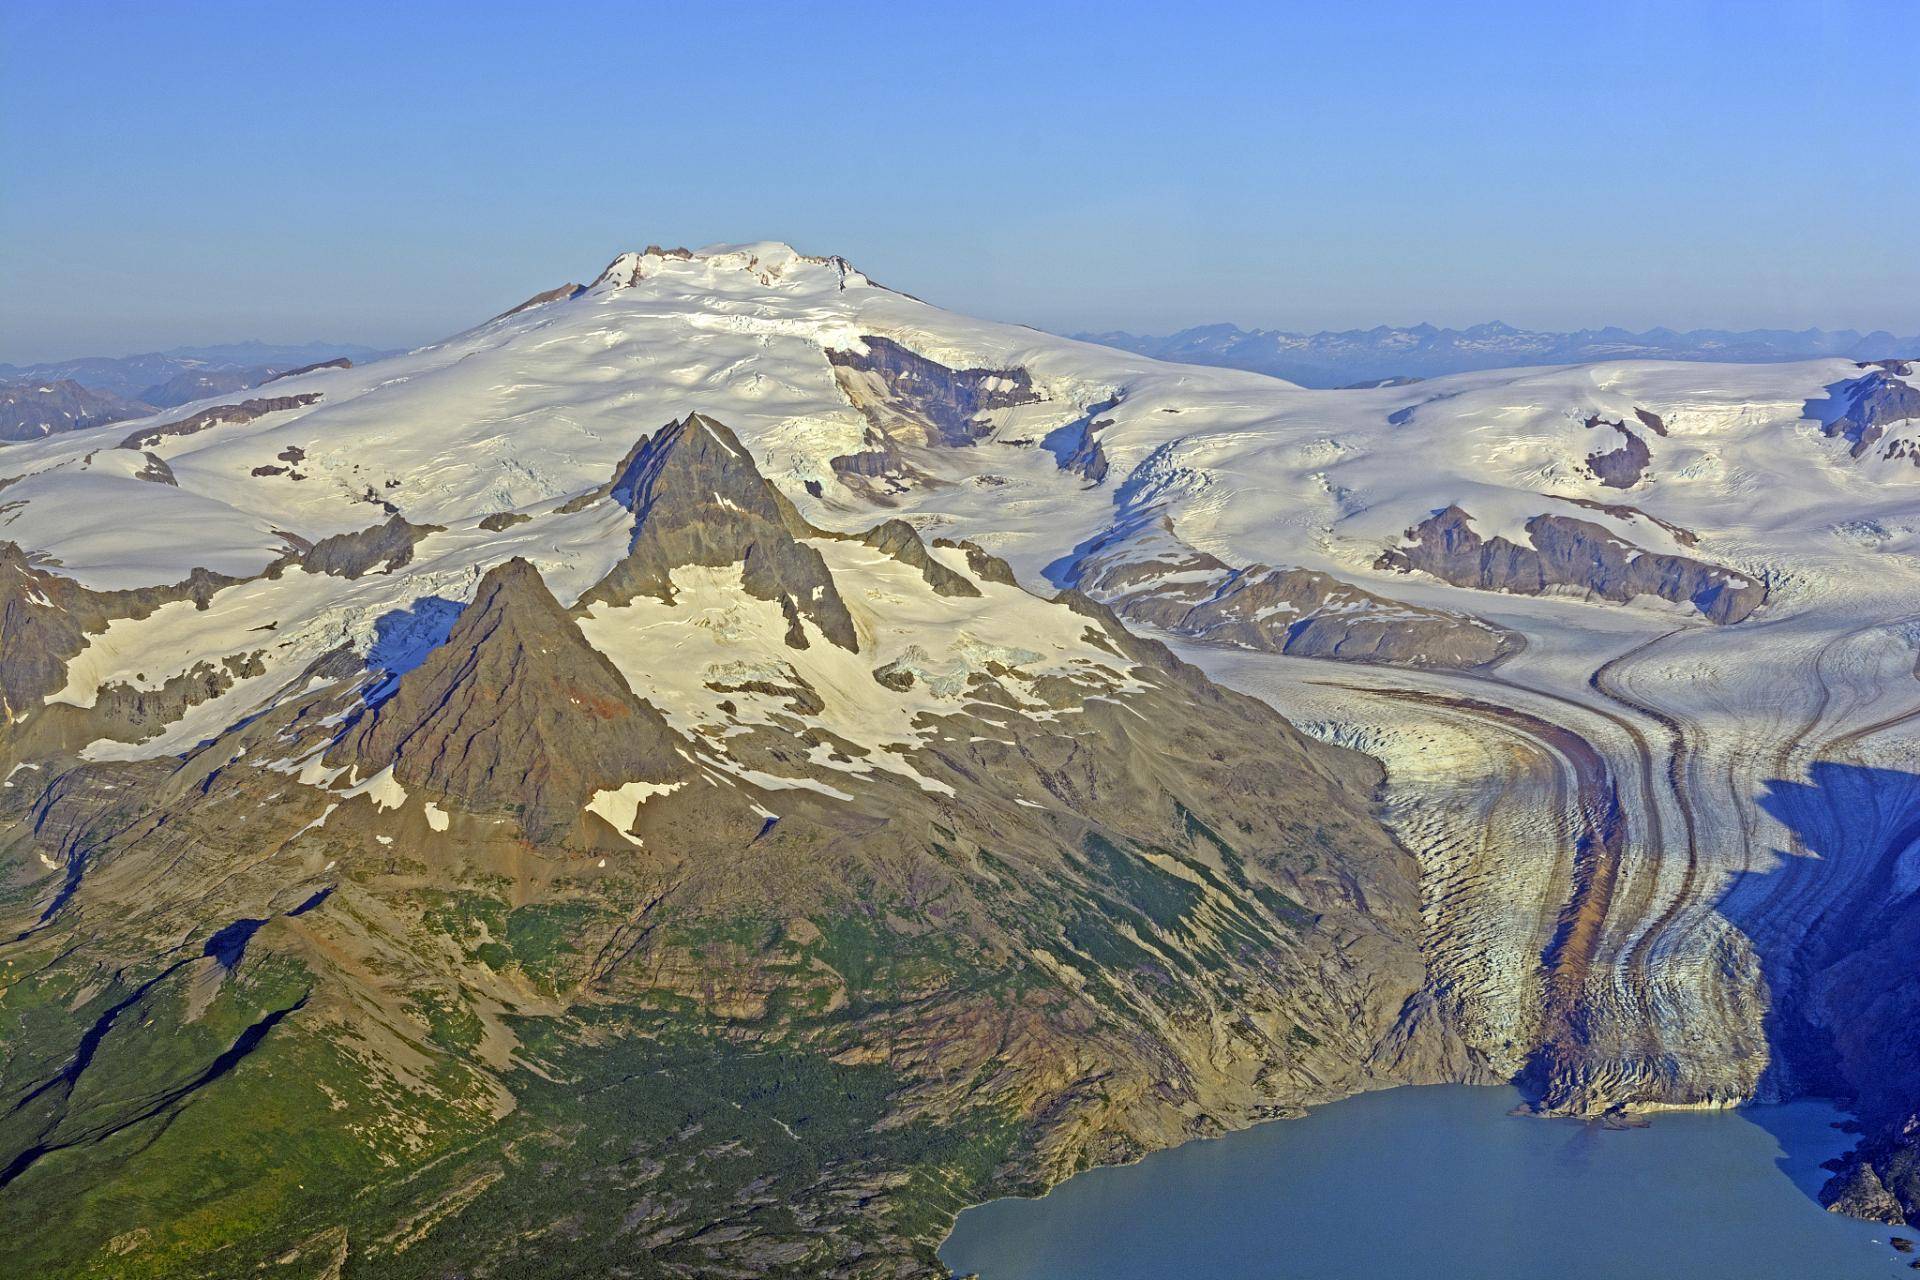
left=118, top=394, right=322, bottom=451
left=274, top=515, right=443, bottom=580
left=933, top=536, right=1020, bottom=585
left=858, top=519, right=980, bottom=597
left=1764, top=858, right=1920, bottom=1227
left=577, top=413, right=859, bottom=651
left=1161, top=565, right=1520, bottom=667
left=1073, top=516, right=1523, bottom=670
left=825, top=334, right=1046, bottom=495
left=1812, top=368, right=1920, bottom=460
left=1823, top=1164, right=1907, bottom=1224
left=487, top=283, right=585, bottom=323
left=333, top=557, right=688, bottom=843
left=1584, top=414, right=1652, bottom=488
left=826, top=334, right=1039, bottom=448
left=0, top=544, right=103, bottom=723
left=0, top=542, right=235, bottom=731
left=259, top=356, right=351, bottom=384
left=1378, top=505, right=1767, bottom=624
left=1551, top=495, right=1699, bottom=546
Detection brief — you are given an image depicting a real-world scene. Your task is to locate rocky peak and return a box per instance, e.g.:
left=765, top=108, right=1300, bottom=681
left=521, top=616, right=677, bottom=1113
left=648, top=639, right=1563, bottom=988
left=333, top=557, right=689, bottom=843
left=576, top=414, right=859, bottom=651
left=858, top=519, right=980, bottom=597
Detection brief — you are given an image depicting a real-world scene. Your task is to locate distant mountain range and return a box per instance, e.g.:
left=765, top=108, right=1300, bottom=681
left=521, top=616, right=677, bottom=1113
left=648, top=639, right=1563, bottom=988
left=1072, top=321, right=1920, bottom=387
left=0, top=341, right=394, bottom=441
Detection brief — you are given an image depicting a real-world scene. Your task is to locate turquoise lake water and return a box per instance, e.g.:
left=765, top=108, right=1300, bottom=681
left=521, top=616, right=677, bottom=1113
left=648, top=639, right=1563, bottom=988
left=939, top=1085, right=1910, bottom=1279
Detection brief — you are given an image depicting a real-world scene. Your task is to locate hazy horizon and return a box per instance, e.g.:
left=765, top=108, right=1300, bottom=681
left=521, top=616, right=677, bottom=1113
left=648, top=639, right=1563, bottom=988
left=7, top=306, right=1920, bottom=372
left=3, top=1, right=1916, bottom=364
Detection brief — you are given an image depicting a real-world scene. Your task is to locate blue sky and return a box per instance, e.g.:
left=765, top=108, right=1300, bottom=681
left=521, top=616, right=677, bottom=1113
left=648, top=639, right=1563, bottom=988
left=2, top=0, right=1915, bottom=362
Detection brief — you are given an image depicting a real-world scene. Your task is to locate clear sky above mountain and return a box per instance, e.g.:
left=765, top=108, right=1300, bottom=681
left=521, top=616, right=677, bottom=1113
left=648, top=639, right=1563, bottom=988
left=2, top=0, right=1915, bottom=363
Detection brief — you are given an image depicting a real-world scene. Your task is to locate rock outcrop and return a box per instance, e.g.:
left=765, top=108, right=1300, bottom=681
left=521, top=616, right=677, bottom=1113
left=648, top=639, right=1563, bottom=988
left=1377, top=505, right=1766, bottom=623
left=275, top=515, right=443, bottom=580
left=487, top=282, right=585, bottom=322
left=333, top=557, right=689, bottom=843
left=118, top=394, right=322, bottom=451
left=825, top=334, right=1045, bottom=494
left=1584, top=414, right=1652, bottom=488
left=1040, top=394, right=1121, bottom=483
left=577, top=413, right=859, bottom=650
left=259, top=356, right=352, bottom=383
left=933, top=536, right=1020, bottom=585
left=1812, top=368, right=1920, bottom=460
left=858, top=519, right=980, bottom=597
left=0, top=542, right=235, bottom=730
left=1073, top=515, right=1523, bottom=670
left=826, top=335, right=1040, bottom=449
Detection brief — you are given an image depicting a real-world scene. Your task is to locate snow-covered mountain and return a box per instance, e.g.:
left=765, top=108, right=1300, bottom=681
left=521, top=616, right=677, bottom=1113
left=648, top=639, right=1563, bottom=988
left=6, top=240, right=1920, bottom=1272
left=0, top=378, right=153, bottom=442
left=5, top=242, right=1915, bottom=674
left=1078, top=320, right=1920, bottom=387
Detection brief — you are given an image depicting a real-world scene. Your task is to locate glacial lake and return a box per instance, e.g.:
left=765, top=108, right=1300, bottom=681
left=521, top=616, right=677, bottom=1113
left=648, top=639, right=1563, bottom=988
left=939, top=1085, right=1909, bottom=1280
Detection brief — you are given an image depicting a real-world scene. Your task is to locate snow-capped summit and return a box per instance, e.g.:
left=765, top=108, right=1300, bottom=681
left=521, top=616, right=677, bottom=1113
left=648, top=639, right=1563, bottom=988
left=589, top=241, right=873, bottom=293
left=1, top=239, right=1914, bottom=667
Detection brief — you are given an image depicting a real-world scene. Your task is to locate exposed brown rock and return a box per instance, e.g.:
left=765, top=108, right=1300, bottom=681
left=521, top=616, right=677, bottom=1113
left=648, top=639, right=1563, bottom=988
left=1583, top=415, right=1652, bottom=488
left=1824, top=1161, right=1907, bottom=1224
left=933, top=536, right=1020, bottom=587
left=1040, top=394, right=1121, bottom=482
left=332, top=558, right=689, bottom=843
left=132, top=452, right=176, bottom=485
left=271, top=515, right=443, bottom=580
left=0, top=542, right=238, bottom=730
left=858, top=519, right=980, bottom=597
left=823, top=334, right=1043, bottom=497
left=118, top=394, right=322, bottom=451
left=1073, top=516, right=1522, bottom=669
left=1551, top=495, right=1699, bottom=547
left=576, top=414, right=858, bottom=651
left=260, top=357, right=352, bottom=383
left=1377, top=505, right=1766, bottom=624
left=487, top=283, right=585, bottom=323
left=1814, top=370, right=1920, bottom=460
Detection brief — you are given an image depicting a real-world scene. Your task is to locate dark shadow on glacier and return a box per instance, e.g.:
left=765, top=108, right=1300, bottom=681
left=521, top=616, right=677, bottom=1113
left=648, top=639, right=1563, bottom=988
left=1719, top=762, right=1920, bottom=1208
left=1802, top=369, right=1920, bottom=458
left=363, top=596, right=464, bottom=706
